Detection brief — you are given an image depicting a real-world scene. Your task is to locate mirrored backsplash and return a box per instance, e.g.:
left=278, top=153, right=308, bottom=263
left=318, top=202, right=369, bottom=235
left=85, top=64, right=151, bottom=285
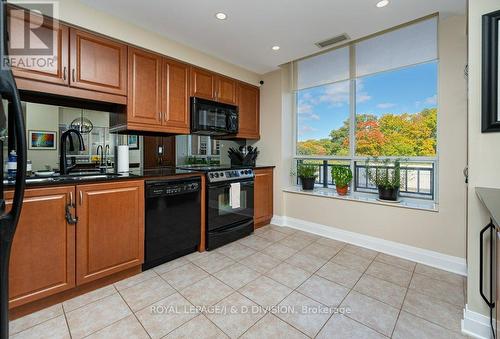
left=2, top=101, right=142, bottom=172
left=1, top=100, right=248, bottom=174
left=175, top=135, right=245, bottom=166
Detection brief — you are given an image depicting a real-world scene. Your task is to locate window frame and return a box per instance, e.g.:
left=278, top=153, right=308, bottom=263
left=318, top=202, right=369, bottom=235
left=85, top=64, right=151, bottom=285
left=292, top=16, right=440, bottom=203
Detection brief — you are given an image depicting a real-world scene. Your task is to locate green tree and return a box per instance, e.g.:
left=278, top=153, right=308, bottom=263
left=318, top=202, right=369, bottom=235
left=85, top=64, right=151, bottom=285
left=297, top=108, right=437, bottom=157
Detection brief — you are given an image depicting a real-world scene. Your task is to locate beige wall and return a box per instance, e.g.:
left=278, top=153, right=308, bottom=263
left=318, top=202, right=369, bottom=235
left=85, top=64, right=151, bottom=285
left=258, top=15, right=468, bottom=258
left=11, top=0, right=260, bottom=85
left=467, top=0, right=500, bottom=317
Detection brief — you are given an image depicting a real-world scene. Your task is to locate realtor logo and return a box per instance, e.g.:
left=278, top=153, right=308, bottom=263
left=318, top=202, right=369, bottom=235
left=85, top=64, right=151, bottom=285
left=2, top=1, right=59, bottom=70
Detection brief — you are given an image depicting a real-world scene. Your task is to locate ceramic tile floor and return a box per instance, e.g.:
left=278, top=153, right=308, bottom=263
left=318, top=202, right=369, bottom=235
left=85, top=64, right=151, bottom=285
left=9, top=224, right=468, bottom=338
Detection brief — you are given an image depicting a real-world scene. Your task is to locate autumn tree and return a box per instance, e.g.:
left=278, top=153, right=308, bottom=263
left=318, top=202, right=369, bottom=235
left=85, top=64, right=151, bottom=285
left=297, top=108, right=437, bottom=157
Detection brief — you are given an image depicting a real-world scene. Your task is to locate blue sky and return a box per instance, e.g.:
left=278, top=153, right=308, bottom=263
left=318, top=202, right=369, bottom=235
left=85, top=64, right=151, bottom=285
left=297, top=62, right=438, bottom=141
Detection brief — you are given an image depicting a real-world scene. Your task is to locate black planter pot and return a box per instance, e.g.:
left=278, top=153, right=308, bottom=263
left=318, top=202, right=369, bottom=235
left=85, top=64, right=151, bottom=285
left=378, top=186, right=400, bottom=201
left=300, top=177, right=316, bottom=190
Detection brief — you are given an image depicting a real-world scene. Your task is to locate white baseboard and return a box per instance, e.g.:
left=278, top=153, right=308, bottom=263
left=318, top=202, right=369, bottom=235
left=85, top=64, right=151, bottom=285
left=270, top=215, right=466, bottom=276
left=462, top=305, right=493, bottom=339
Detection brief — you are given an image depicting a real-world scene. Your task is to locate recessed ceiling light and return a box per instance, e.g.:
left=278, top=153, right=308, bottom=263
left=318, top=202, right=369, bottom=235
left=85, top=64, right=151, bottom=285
left=376, top=0, right=389, bottom=8
left=215, top=12, right=227, bottom=20
left=272, top=46, right=280, bottom=51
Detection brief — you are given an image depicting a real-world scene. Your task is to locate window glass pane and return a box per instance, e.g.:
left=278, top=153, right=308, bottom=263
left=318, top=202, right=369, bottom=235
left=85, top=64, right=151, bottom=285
left=296, top=47, right=349, bottom=90
left=296, top=81, right=350, bottom=156
left=354, top=161, right=434, bottom=200
left=354, top=62, right=437, bottom=157
left=355, top=17, right=437, bottom=77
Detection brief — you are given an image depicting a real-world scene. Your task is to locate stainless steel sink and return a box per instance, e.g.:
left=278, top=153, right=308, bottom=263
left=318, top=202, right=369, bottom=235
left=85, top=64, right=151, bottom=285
left=4, top=173, right=122, bottom=185
left=71, top=174, right=120, bottom=180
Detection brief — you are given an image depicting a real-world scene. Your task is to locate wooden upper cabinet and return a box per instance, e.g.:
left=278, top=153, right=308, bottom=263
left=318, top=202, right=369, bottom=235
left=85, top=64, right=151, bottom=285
left=162, top=58, right=190, bottom=133
left=8, top=7, right=69, bottom=85
left=191, top=67, right=216, bottom=100
left=70, top=29, right=127, bottom=95
left=237, top=82, right=260, bottom=139
left=216, top=76, right=237, bottom=105
left=190, top=67, right=237, bottom=105
left=254, top=168, right=274, bottom=228
left=6, top=186, right=75, bottom=308
left=76, top=180, right=144, bottom=285
left=127, top=47, right=162, bottom=127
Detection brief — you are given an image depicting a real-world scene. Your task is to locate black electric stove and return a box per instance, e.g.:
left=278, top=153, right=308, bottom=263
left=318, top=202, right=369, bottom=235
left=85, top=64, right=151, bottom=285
left=177, top=165, right=255, bottom=250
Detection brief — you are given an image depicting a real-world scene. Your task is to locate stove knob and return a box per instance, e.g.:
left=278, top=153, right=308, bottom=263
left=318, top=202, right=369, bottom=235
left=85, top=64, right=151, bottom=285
left=209, top=173, right=214, bottom=178
left=220, top=172, right=225, bottom=177
left=214, top=173, right=219, bottom=178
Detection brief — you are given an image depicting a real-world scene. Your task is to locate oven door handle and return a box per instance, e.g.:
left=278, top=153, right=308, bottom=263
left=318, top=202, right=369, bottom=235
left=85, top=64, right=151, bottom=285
left=209, top=179, right=254, bottom=188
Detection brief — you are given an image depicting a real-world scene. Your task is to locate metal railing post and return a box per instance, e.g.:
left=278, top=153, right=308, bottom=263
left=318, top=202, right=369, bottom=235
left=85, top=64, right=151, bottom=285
left=323, top=160, right=328, bottom=188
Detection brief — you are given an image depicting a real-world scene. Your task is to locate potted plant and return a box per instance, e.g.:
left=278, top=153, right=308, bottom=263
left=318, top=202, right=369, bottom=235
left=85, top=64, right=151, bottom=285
left=367, top=159, right=403, bottom=201
left=296, top=163, right=317, bottom=190
left=331, top=165, right=352, bottom=196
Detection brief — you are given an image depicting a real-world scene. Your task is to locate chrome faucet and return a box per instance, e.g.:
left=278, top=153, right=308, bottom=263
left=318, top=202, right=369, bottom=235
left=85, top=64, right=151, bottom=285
left=96, top=145, right=103, bottom=169
left=105, top=145, right=110, bottom=169
left=60, top=129, right=85, bottom=175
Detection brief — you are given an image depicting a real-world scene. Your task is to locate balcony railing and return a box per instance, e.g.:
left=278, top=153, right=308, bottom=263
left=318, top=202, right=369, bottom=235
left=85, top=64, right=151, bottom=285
left=296, top=159, right=435, bottom=200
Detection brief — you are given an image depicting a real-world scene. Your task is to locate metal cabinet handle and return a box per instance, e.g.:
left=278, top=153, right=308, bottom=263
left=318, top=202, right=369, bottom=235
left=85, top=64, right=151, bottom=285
left=65, top=204, right=77, bottom=224
left=69, top=191, right=73, bottom=206
left=63, top=67, right=67, bottom=81
left=72, top=69, right=76, bottom=82
left=479, top=221, right=495, bottom=308
left=79, top=191, right=83, bottom=205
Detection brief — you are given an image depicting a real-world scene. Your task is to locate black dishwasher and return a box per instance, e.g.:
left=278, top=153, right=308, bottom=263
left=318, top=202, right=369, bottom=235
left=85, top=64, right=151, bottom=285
left=143, top=177, right=201, bottom=270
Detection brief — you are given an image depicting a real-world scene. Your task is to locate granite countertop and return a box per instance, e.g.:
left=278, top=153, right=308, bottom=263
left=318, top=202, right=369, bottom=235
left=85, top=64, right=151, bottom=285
left=4, top=164, right=275, bottom=188
left=476, top=187, right=500, bottom=227
left=4, top=167, right=200, bottom=189
left=252, top=165, right=276, bottom=169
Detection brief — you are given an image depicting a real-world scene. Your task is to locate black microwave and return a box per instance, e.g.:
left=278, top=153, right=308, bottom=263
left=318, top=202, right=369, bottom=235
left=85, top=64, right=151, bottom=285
left=191, top=97, right=238, bottom=136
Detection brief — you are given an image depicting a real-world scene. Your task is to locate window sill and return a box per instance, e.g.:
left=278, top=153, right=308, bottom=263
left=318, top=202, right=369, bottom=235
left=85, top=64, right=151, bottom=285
left=282, top=186, right=438, bottom=212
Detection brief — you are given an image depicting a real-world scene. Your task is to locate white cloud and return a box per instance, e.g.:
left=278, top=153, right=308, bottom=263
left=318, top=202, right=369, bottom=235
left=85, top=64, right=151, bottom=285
left=319, top=82, right=350, bottom=106
left=356, top=93, right=372, bottom=103
left=298, top=101, right=320, bottom=120
left=424, top=94, right=437, bottom=105
left=376, top=102, right=397, bottom=109
left=298, top=80, right=372, bottom=112
left=298, top=125, right=318, bottom=136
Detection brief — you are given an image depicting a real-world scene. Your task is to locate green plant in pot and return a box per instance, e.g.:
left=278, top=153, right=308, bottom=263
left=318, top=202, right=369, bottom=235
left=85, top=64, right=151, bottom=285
left=331, top=165, right=352, bottom=196
left=296, top=163, right=317, bottom=190
left=367, top=158, right=403, bottom=201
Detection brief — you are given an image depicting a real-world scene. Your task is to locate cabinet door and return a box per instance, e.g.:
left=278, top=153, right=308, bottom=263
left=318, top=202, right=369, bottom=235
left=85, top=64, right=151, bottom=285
left=143, top=136, right=177, bottom=168
left=217, top=76, right=237, bottom=105
left=191, top=67, right=215, bottom=100
left=237, top=82, right=260, bottom=139
left=70, top=29, right=127, bottom=95
left=76, top=180, right=144, bottom=285
left=8, top=7, right=69, bottom=85
left=127, top=48, right=162, bottom=126
left=7, top=187, right=75, bottom=308
left=254, top=168, right=273, bottom=228
left=162, top=58, right=190, bottom=133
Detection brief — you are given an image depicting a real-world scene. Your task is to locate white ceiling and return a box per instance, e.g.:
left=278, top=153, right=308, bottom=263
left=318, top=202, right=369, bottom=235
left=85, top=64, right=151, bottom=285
left=78, top=0, right=466, bottom=75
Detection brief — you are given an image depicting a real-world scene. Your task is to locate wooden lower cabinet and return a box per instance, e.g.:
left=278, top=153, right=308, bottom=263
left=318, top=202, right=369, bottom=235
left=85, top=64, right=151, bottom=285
left=254, top=168, right=274, bottom=228
left=76, top=181, right=144, bottom=285
left=6, top=187, right=76, bottom=308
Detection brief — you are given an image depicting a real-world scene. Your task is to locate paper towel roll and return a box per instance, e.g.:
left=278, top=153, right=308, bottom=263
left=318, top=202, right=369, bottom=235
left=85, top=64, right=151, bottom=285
left=117, top=145, right=129, bottom=173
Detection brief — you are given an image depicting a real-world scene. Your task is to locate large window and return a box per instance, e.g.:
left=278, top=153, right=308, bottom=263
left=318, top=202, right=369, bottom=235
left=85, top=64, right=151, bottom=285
left=293, top=17, right=438, bottom=200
